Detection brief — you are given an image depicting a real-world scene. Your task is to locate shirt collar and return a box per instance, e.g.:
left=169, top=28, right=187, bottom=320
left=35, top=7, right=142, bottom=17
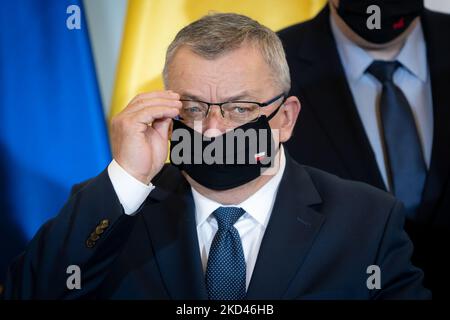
left=330, top=14, right=427, bottom=83
left=192, top=145, right=287, bottom=228
left=396, top=22, right=428, bottom=82
left=330, top=14, right=373, bottom=82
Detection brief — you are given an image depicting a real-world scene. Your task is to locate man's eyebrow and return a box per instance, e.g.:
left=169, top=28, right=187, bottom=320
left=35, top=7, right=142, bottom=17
left=179, top=93, right=202, bottom=100
left=224, top=92, right=256, bottom=101
left=179, top=91, right=256, bottom=102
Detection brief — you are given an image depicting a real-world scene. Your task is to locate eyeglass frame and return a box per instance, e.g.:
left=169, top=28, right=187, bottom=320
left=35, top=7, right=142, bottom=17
left=178, top=92, right=287, bottom=123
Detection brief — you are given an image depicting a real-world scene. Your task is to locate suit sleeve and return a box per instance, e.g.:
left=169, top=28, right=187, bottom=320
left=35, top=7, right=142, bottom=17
left=373, top=200, right=431, bottom=299
left=3, top=169, right=137, bottom=299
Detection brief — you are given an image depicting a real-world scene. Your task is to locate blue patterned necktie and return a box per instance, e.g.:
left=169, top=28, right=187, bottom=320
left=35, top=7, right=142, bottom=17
left=205, top=206, right=246, bottom=300
left=366, top=60, right=427, bottom=217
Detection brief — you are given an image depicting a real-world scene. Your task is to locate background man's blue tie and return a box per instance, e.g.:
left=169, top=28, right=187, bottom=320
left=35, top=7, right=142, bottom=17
left=206, top=206, right=246, bottom=300
left=366, top=60, right=427, bottom=217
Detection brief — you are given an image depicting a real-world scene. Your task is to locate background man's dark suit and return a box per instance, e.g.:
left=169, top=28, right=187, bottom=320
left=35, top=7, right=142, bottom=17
left=4, top=152, right=429, bottom=299
left=278, top=7, right=450, bottom=297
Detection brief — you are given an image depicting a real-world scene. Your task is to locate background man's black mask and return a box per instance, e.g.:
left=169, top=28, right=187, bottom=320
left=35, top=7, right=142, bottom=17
left=337, top=0, right=424, bottom=44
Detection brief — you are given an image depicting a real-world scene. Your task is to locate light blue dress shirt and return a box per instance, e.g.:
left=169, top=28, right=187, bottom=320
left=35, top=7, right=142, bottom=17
left=330, top=15, right=434, bottom=190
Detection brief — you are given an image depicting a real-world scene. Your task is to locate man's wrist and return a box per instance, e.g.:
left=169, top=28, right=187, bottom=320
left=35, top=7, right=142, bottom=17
left=107, top=159, right=155, bottom=215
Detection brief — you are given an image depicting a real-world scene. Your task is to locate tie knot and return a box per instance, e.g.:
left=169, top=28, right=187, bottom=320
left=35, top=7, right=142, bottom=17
left=366, top=60, right=400, bottom=84
left=213, top=206, right=245, bottom=231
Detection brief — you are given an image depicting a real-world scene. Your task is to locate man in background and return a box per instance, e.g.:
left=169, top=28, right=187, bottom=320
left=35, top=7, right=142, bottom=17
left=279, top=0, right=450, bottom=297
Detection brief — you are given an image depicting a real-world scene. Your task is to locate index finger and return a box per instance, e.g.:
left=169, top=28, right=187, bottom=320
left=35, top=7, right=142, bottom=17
left=129, top=91, right=180, bottom=105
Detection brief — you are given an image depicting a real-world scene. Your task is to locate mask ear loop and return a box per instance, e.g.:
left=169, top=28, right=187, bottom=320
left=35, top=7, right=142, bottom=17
left=264, top=95, right=287, bottom=172
left=266, top=95, right=287, bottom=150
left=266, top=95, right=287, bottom=121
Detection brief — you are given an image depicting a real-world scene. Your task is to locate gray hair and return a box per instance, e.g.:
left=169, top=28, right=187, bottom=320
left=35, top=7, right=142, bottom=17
left=162, top=12, right=291, bottom=93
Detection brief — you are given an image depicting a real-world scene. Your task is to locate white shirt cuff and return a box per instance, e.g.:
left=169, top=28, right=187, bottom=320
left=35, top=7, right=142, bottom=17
left=107, top=159, right=155, bottom=215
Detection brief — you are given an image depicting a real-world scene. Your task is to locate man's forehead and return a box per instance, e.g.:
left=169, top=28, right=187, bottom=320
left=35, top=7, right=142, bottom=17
left=170, top=44, right=268, bottom=77
left=172, top=70, right=269, bottom=101
left=167, top=45, right=273, bottom=100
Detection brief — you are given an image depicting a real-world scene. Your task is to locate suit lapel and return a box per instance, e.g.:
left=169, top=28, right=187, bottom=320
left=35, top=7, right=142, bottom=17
left=145, top=156, right=325, bottom=300
left=292, top=7, right=385, bottom=189
left=417, top=11, right=450, bottom=222
left=141, top=178, right=208, bottom=299
left=246, top=153, right=325, bottom=299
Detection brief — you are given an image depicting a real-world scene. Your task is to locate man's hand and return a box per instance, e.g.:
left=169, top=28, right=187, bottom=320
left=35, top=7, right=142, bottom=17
left=111, top=90, right=181, bottom=184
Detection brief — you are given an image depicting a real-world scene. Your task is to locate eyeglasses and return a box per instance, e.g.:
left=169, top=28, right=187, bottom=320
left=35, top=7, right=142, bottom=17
left=178, top=93, right=286, bottom=126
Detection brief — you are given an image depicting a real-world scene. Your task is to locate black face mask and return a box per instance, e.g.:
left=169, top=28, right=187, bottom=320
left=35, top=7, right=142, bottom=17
left=169, top=109, right=279, bottom=190
left=337, top=0, right=424, bottom=44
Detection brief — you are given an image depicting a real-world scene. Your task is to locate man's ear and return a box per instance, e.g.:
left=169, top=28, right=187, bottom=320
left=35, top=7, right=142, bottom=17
left=275, top=96, right=301, bottom=143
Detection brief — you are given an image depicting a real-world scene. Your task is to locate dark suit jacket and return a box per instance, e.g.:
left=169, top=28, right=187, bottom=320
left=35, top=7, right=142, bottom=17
left=4, top=152, right=429, bottom=299
left=278, top=7, right=450, bottom=298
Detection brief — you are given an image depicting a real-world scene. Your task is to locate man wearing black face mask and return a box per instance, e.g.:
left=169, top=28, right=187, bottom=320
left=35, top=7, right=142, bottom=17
left=4, top=13, right=430, bottom=300
left=278, top=0, right=450, bottom=298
